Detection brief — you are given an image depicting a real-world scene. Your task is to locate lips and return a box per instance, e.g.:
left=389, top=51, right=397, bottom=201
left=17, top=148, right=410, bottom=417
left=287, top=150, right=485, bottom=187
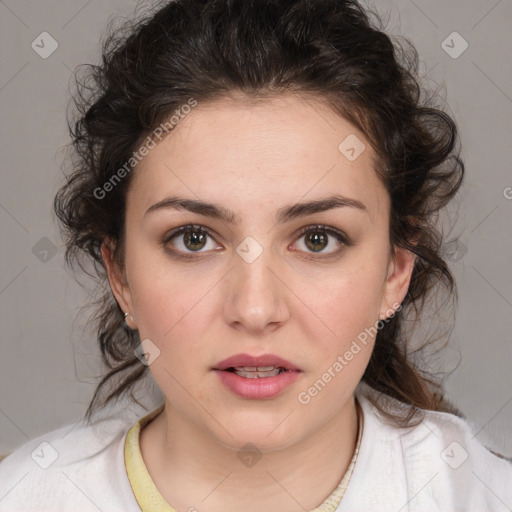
left=213, top=353, right=301, bottom=372
left=212, top=353, right=302, bottom=399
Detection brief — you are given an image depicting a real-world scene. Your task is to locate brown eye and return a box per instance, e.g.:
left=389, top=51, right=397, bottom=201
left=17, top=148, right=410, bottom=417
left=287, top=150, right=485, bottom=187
left=163, top=224, right=220, bottom=256
left=304, top=230, right=329, bottom=252
left=294, top=225, right=351, bottom=257
left=183, top=229, right=207, bottom=251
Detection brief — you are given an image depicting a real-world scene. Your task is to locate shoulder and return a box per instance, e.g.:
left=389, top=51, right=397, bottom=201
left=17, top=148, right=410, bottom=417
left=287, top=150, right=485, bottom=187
left=409, top=408, right=512, bottom=510
left=0, top=410, right=141, bottom=511
left=344, top=385, right=512, bottom=512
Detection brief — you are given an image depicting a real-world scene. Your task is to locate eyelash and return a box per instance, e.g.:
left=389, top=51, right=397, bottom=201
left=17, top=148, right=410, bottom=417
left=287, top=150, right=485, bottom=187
left=161, top=223, right=352, bottom=260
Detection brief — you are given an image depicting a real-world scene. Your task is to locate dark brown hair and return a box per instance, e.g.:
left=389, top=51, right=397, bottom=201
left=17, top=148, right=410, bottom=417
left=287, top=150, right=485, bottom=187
left=54, top=0, right=465, bottom=425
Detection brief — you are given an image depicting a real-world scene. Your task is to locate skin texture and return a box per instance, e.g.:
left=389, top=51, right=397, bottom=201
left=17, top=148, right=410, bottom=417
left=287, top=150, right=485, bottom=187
left=102, top=92, right=416, bottom=512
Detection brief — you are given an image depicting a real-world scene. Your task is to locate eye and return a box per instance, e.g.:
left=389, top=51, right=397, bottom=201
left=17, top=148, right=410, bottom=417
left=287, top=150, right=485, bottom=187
left=292, top=224, right=351, bottom=257
left=161, top=223, right=351, bottom=260
left=162, top=224, right=220, bottom=257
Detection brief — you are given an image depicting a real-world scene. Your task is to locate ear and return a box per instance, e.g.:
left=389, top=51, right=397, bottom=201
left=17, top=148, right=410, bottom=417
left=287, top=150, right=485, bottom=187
left=101, top=238, right=138, bottom=329
left=379, top=246, right=416, bottom=319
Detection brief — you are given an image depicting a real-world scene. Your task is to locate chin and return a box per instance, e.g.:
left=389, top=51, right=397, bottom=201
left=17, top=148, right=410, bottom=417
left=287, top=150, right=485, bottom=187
left=212, top=416, right=303, bottom=453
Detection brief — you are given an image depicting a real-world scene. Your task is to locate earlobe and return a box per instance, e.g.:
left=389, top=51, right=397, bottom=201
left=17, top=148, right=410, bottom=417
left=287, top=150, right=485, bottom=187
left=380, top=246, right=416, bottom=318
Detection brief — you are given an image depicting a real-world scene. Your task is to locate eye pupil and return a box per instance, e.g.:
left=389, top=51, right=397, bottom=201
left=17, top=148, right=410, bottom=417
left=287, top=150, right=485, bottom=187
left=184, top=230, right=207, bottom=251
left=305, top=231, right=327, bottom=252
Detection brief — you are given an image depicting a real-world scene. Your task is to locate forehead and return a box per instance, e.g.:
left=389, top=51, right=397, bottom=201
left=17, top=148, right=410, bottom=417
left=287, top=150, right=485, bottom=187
left=128, top=93, right=389, bottom=222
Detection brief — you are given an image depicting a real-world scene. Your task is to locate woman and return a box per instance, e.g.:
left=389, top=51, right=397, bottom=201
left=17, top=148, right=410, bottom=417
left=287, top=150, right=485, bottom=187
left=1, top=0, right=510, bottom=510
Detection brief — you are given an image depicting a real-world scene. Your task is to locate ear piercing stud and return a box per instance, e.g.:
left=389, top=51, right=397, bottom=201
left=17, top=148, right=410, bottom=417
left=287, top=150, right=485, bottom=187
left=124, top=311, right=135, bottom=323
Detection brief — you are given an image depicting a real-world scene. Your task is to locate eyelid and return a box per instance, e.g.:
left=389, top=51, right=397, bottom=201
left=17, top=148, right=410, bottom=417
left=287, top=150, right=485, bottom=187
left=162, top=223, right=219, bottom=247
left=294, top=224, right=352, bottom=246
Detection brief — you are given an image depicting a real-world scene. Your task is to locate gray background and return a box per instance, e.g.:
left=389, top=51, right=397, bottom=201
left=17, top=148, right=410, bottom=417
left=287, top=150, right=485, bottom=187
left=0, top=0, right=511, bottom=457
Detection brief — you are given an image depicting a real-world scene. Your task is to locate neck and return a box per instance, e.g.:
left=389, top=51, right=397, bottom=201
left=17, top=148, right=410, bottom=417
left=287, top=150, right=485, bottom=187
left=139, top=396, right=361, bottom=512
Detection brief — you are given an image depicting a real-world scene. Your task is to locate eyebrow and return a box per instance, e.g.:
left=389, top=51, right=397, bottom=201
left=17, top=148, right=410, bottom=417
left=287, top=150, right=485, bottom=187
left=144, top=194, right=367, bottom=224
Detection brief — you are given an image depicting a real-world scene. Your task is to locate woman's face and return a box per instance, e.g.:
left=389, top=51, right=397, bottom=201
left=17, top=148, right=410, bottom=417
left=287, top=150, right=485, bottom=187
left=104, top=93, right=414, bottom=451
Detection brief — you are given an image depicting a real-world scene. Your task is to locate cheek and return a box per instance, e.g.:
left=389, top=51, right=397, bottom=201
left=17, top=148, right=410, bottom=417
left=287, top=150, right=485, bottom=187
left=303, top=284, right=378, bottom=379
left=130, top=269, right=210, bottom=343
left=308, top=257, right=387, bottom=339
left=123, top=237, right=188, bottom=337
left=295, top=259, right=388, bottom=401
left=296, top=273, right=384, bottom=414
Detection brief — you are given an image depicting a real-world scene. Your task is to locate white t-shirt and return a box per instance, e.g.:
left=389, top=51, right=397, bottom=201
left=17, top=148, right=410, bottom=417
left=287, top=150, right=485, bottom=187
left=1, top=386, right=511, bottom=511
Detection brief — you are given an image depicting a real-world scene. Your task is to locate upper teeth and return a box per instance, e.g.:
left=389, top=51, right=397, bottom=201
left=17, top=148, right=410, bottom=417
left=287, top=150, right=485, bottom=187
left=231, top=366, right=285, bottom=378
left=233, top=366, right=279, bottom=371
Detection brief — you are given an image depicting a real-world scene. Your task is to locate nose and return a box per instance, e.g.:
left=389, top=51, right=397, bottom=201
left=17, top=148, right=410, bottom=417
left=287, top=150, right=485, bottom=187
left=223, top=242, right=290, bottom=335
